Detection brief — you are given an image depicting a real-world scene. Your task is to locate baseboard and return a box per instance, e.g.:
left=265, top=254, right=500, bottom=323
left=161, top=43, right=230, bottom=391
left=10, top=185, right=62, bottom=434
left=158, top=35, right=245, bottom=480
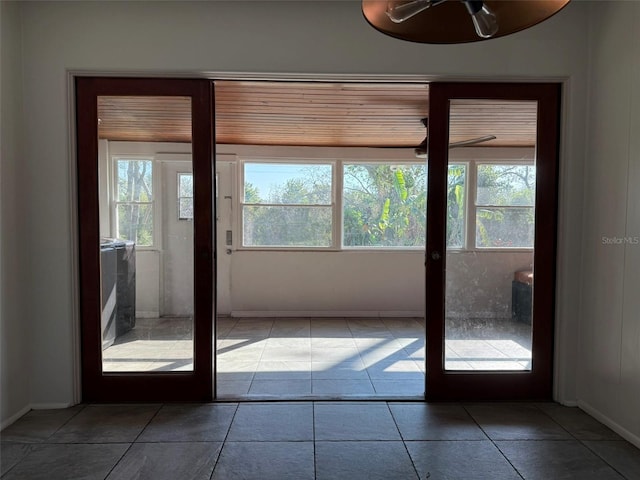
left=136, top=311, right=160, bottom=318
left=230, top=310, right=424, bottom=318
left=1, top=405, right=32, bottom=430
left=1, top=402, right=78, bottom=431
left=578, top=400, right=640, bottom=449
left=30, top=402, right=75, bottom=410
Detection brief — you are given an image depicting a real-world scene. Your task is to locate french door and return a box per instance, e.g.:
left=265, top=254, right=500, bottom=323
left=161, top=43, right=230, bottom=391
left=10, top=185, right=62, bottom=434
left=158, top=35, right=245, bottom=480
left=76, top=77, right=559, bottom=402
left=76, top=77, right=215, bottom=401
left=425, top=83, right=560, bottom=401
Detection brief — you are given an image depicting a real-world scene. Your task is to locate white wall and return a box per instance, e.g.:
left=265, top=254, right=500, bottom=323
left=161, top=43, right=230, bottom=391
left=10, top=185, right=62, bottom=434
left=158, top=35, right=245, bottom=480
left=446, top=251, right=533, bottom=320
left=230, top=250, right=532, bottom=318
left=579, top=1, right=640, bottom=445
left=231, top=250, right=425, bottom=316
left=1, top=0, right=591, bottom=422
left=0, top=1, right=32, bottom=427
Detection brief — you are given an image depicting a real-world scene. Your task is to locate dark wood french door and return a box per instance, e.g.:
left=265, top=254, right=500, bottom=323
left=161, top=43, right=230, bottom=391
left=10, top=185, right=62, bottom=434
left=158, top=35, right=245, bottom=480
left=76, top=77, right=558, bottom=402
left=425, top=82, right=560, bottom=401
left=76, top=77, right=215, bottom=401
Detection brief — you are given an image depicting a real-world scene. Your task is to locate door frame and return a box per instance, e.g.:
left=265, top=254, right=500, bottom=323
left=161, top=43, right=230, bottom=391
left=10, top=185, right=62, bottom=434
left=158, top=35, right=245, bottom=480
left=73, top=75, right=561, bottom=402
left=76, top=77, right=215, bottom=402
left=425, top=82, right=561, bottom=401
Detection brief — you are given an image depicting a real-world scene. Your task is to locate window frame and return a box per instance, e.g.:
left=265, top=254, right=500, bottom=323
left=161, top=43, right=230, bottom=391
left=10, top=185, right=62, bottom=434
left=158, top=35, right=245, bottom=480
left=238, top=158, right=338, bottom=251
left=111, top=154, right=159, bottom=250
left=470, top=159, right=536, bottom=251
left=233, top=149, right=536, bottom=253
left=445, top=161, right=469, bottom=251
left=177, top=171, right=194, bottom=220
left=340, top=159, right=430, bottom=251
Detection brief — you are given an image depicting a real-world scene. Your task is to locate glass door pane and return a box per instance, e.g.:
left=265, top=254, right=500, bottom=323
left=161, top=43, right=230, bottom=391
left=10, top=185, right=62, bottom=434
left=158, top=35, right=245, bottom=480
left=445, top=99, right=536, bottom=372
left=98, top=96, right=194, bottom=373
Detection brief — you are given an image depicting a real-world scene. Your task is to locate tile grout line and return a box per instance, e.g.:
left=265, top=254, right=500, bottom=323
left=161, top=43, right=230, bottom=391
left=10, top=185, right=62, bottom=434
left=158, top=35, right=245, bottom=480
left=208, top=402, right=241, bottom=480
left=386, top=401, right=423, bottom=480
left=45, top=403, right=88, bottom=442
left=533, top=404, right=633, bottom=480
left=312, top=401, right=318, bottom=480
left=578, top=439, right=633, bottom=480
left=461, top=404, right=526, bottom=480
left=247, top=330, right=268, bottom=394
left=99, top=403, right=164, bottom=479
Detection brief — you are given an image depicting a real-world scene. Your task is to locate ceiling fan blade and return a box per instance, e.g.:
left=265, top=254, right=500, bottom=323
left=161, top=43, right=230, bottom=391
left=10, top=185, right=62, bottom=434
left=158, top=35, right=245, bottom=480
left=413, top=134, right=496, bottom=158
left=449, top=135, right=497, bottom=148
left=370, top=118, right=496, bottom=153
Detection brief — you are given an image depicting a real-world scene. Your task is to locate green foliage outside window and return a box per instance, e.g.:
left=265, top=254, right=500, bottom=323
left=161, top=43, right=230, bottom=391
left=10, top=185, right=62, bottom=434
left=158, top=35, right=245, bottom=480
left=116, top=159, right=153, bottom=246
left=242, top=163, right=332, bottom=247
left=343, top=164, right=428, bottom=247
left=241, top=161, right=534, bottom=250
left=476, top=164, right=536, bottom=248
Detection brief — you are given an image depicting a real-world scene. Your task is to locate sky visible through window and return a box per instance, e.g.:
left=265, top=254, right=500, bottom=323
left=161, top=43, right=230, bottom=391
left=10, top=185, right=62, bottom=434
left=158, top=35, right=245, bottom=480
left=244, top=163, right=329, bottom=201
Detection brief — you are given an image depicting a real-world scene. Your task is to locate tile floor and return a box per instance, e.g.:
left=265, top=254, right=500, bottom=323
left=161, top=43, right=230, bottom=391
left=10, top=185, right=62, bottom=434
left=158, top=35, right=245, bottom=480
left=2, top=402, right=639, bottom=479
left=102, top=318, right=194, bottom=372
left=103, top=316, right=532, bottom=399
left=217, top=317, right=427, bottom=399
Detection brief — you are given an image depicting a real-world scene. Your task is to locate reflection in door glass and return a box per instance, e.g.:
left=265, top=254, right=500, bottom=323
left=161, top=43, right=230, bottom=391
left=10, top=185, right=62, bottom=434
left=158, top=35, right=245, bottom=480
left=97, top=95, right=194, bottom=372
left=445, top=99, right=536, bottom=371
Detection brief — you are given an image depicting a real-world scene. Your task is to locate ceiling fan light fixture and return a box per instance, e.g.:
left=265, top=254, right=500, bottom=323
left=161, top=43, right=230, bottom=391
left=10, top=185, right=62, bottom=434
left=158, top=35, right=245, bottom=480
left=385, top=0, right=444, bottom=23
left=464, top=1, right=499, bottom=38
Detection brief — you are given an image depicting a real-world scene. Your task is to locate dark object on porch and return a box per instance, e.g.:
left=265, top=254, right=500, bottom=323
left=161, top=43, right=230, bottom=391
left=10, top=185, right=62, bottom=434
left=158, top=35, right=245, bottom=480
left=512, top=269, right=533, bottom=325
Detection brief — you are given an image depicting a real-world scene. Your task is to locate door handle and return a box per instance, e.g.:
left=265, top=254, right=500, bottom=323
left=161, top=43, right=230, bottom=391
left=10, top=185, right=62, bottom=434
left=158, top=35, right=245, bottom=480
left=430, top=251, right=441, bottom=261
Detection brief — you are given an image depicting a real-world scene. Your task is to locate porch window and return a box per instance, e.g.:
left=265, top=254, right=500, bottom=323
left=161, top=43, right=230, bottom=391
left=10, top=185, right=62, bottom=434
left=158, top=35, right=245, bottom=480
left=475, top=163, right=536, bottom=248
left=114, top=158, right=154, bottom=246
left=242, top=162, right=333, bottom=247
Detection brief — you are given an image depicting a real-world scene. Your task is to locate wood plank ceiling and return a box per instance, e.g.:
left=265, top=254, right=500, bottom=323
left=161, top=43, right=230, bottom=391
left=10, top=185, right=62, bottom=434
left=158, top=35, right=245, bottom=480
left=97, top=80, right=537, bottom=148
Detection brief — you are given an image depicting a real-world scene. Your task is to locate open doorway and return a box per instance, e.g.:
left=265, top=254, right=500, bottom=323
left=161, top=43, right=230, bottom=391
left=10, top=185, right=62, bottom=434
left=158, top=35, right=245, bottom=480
left=213, top=80, right=430, bottom=399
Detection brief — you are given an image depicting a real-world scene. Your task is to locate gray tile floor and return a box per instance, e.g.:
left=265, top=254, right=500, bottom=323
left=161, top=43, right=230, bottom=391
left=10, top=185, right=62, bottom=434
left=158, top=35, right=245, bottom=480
left=217, top=317, right=427, bottom=399
left=217, top=316, right=531, bottom=398
left=102, top=318, right=194, bottom=372
left=102, top=316, right=532, bottom=399
left=2, top=402, right=639, bottom=480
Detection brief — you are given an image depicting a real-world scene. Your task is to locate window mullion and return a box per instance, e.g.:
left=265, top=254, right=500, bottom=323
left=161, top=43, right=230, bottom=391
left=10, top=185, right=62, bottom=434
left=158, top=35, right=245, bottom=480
left=467, top=161, right=478, bottom=250
left=242, top=202, right=331, bottom=208
left=334, top=161, right=342, bottom=249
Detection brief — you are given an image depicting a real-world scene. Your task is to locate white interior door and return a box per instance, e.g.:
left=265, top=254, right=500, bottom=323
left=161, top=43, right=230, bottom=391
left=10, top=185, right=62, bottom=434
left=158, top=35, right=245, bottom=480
left=161, top=158, right=194, bottom=317
left=216, top=156, right=235, bottom=315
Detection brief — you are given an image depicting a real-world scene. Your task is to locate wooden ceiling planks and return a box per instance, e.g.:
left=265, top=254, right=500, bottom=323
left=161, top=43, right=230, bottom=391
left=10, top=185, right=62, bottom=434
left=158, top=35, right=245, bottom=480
left=98, top=96, right=192, bottom=143
left=216, top=80, right=429, bottom=147
left=449, top=99, right=537, bottom=147
left=96, top=81, right=537, bottom=148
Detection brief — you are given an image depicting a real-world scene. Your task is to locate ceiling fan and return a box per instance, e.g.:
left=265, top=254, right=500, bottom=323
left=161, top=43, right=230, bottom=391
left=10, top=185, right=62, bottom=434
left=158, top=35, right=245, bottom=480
left=404, top=118, right=496, bottom=158
left=362, top=0, right=572, bottom=44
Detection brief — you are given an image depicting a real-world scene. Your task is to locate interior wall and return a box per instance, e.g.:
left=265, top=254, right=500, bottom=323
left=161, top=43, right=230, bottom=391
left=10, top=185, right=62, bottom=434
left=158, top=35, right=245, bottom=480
left=579, top=0, right=640, bottom=445
left=230, top=250, right=532, bottom=318
left=0, top=1, right=31, bottom=426
left=7, top=0, right=589, bottom=417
